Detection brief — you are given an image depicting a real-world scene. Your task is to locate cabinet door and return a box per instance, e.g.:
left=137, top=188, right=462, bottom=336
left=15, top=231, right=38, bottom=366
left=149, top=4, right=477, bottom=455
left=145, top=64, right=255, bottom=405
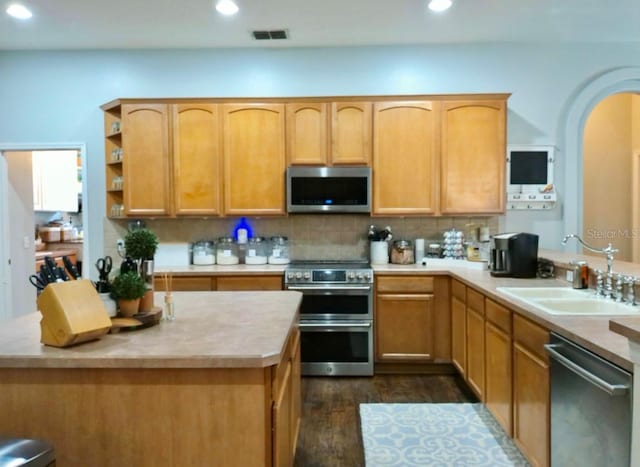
left=513, top=342, right=550, bottom=467
left=485, top=321, right=512, bottom=435
left=172, top=103, right=222, bottom=216
left=440, top=99, right=506, bottom=214
left=153, top=276, right=213, bottom=291
left=466, top=305, right=485, bottom=399
left=373, top=101, right=438, bottom=215
left=451, top=294, right=466, bottom=375
left=215, top=276, right=282, bottom=291
left=375, top=293, right=434, bottom=362
left=122, top=103, right=171, bottom=216
left=272, top=360, right=292, bottom=467
left=286, top=103, right=328, bottom=165
left=223, top=104, right=286, bottom=215
left=330, top=102, right=371, bottom=165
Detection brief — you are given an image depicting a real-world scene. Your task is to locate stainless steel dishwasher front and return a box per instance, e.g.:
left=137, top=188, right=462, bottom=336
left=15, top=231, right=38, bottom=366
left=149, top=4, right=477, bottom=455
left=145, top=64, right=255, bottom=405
left=545, top=332, right=632, bottom=467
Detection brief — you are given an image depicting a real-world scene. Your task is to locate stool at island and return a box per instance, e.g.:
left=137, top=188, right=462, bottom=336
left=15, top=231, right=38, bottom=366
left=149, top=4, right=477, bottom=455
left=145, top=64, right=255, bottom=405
left=37, top=279, right=113, bottom=347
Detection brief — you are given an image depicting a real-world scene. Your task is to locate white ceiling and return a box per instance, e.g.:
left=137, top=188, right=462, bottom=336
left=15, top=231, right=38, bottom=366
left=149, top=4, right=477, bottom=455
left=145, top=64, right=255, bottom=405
left=1, top=0, right=639, bottom=50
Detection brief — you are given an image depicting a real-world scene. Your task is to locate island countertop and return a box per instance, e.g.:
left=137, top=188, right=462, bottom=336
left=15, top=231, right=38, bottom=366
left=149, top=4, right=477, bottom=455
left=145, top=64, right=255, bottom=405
left=0, top=291, right=301, bottom=369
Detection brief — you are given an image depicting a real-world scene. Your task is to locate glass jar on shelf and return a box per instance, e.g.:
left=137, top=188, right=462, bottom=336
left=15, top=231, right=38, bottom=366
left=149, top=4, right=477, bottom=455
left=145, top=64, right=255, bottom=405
left=268, top=236, right=290, bottom=265
left=245, top=237, right=268, bottom=265
left=216, top=236, right=239, bottom=265
left=192, top=240, right=216, bottom=265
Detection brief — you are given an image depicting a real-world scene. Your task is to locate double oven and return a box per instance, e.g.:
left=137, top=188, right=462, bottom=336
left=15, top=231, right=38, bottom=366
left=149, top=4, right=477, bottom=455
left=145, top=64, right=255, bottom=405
left=284, top=261, right=374, bottom=376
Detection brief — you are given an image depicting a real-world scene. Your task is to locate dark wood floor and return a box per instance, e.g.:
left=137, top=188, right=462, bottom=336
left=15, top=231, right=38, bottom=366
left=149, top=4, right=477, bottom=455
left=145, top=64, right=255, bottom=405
left=293, top=374, right=477, bottom=467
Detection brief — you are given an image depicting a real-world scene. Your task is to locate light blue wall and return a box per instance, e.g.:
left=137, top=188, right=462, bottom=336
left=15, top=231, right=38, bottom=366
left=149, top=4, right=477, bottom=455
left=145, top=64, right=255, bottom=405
left=2, top=43, right=640, bottom=265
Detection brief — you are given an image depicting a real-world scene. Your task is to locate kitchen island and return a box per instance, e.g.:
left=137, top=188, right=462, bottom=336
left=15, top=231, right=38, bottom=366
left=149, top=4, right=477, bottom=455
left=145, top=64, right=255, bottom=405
left=0, top=291, right=302, bottom=467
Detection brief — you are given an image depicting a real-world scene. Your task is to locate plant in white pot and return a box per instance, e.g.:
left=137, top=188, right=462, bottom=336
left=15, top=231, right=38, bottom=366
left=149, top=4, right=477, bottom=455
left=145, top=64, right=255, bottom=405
left=111, top=271, right=147, bottom=317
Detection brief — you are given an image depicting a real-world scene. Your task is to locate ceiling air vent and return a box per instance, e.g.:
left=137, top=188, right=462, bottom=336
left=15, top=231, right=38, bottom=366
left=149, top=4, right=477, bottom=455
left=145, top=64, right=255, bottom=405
left=252, top=29, right=289, bottom=40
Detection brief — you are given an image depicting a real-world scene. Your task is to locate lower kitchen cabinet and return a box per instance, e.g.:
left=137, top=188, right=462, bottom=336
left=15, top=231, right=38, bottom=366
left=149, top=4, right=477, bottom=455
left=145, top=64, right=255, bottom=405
left=465, top=287, right=485, bottom=399
left=484, top=298, right=513, bottom=436
left=375, top=275, right=450, bottom=367
left=451, top=279, right=466, bottom=375
left=512, top=314, right=550, bottom=467
left=154, top=274, right=282, bottom=291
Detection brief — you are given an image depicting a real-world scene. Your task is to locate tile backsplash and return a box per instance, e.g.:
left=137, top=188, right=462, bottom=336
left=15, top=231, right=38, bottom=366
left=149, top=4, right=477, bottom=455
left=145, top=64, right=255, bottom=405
left=104, top=215, right=499, bottom=262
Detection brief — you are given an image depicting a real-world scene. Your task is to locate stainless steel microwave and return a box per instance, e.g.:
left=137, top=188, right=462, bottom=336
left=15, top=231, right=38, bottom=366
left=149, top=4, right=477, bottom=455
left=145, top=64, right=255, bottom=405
left=286, top=166, right=371, bottom=213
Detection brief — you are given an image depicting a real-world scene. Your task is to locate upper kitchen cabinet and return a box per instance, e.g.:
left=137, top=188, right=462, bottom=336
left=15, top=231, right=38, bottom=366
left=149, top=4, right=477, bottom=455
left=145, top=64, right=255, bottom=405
left=440, top=98, right=507, bottom=215
left=286, top=102, right=328, bottom=165
left=331, top=102, right=372, bottom=165
left=172, top=103, right=222, bottom=216
left=121, top=103, right=172, bottom=217
left=223, top=103, right=286, bottom=216
left=372, top=101, right=438, bottom=215
left=286, top=101, right=371, bottom=166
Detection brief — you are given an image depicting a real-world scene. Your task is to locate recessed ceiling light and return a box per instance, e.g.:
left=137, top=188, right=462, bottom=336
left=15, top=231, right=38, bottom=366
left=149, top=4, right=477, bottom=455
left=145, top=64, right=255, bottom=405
left=215, top=0, right=239, bottom=16
left=428, top=0, right=452, bottom=12
left=6, top=3, right=32, bottom=19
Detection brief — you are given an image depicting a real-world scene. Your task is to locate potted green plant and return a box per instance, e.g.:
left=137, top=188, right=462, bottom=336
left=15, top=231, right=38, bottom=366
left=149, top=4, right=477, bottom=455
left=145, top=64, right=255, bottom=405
left=124, top=228, right=159, bottom=287
left=111, top=271, right=147, bottom=317
left=124, top=228, right=158, bottom=260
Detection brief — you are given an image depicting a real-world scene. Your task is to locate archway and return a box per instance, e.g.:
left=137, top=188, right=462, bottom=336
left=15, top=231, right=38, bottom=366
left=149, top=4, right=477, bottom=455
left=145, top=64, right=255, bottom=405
left=561, top=67, right=640, bottom=256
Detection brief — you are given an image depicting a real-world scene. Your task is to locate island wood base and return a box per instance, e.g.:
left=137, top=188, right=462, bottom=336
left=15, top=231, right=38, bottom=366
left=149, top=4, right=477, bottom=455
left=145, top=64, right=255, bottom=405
left=0, top=330, right=300, bottom=467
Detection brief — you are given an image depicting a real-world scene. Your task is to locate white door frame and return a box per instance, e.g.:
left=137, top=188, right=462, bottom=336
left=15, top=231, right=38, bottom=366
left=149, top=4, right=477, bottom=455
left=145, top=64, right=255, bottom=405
left=0, top=142, right=89, bottom=320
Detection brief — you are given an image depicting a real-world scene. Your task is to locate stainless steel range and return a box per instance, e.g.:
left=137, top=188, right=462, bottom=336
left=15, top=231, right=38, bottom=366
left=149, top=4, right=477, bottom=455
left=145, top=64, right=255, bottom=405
left=284, top=260, right=373, bottom=376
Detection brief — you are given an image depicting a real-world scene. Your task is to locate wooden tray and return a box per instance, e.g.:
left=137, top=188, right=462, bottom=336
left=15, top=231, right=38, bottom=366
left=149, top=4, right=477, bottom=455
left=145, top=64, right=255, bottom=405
left=110, top=307, right=162, bottom=333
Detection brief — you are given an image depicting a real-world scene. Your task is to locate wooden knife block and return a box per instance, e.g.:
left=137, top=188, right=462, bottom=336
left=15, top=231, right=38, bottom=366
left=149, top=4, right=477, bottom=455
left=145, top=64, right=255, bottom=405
left=37, top=280, right=113, bottom=347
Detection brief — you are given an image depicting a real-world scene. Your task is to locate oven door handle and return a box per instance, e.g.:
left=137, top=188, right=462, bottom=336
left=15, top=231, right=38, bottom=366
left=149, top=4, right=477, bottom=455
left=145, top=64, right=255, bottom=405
left=300, top=321, right=371, bottom=328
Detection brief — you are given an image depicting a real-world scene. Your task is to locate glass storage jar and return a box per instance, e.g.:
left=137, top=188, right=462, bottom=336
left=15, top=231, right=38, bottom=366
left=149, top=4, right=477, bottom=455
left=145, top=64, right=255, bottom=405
left=192, top=240, right=216, bottom=265
left=391, top=239, right=415, bottom=264
left=268, top=236, right=290, bottom=265
left=216, top=236, right=239, bottom=265
left=245, top=237, right=268, bottom=265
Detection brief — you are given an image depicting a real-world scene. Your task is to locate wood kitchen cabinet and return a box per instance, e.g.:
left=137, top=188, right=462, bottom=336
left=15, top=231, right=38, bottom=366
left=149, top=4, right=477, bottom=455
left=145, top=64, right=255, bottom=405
left=513, top=314, right=550, bottom=467
left=372, top=101, right=438, bottom=215
left=484, top=298, right=513, bottom=436
left=440, top=98, right=507, bottom=214
left=375, top=275, right=450, bottom=367
left=465, top=287, right=485, bottom=399
left=451, top=279, right=467, bottom=375
left=153, top=274, right=282, bottom=291
left=172, top=103, right=222, bottom=216
left=122, top=103, right=172, bottom=216
left=223, top=103, right=286, bottom=216
left=286, top=101, right=371, bottom=166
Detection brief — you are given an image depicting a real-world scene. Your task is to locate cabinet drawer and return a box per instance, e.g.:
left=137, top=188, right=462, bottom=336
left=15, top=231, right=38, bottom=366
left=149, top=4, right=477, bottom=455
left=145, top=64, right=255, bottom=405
left=466, top=287, right=485, bottom=315
left=154, top=276, right=213, bottom=291
left=485, top=299, right=511, bottom=334
left=452, top=279, right=466, bottom=302
left=376, top=276, right=434, bottom=293
left=216, top=275, right=283, bottom=291
left=513, top=314, right=549, bottom=361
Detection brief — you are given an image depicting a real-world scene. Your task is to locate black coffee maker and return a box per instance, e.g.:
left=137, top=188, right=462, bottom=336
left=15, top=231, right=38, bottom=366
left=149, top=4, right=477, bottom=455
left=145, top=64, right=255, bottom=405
left=489, top=232, right=539, bottom=278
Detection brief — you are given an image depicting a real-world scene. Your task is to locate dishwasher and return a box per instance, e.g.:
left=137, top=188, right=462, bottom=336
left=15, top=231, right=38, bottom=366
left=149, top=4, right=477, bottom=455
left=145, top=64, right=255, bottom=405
left=545, top=333, right=632, bottom=467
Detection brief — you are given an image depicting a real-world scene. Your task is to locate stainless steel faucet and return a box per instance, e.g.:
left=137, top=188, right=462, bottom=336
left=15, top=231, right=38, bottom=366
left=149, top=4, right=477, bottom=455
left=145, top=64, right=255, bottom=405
left=561, top=233, right=619, bottom=298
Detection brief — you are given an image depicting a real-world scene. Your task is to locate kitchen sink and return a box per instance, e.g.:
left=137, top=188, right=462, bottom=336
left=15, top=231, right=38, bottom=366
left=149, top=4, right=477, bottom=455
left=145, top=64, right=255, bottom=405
left=495, top=286, right=640, bottom=316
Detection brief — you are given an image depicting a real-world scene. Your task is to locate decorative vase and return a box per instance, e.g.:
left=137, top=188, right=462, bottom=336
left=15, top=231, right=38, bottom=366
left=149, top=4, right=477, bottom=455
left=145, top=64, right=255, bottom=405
left=139, top=290, right=154, bottom=313
left=118, top=298, right=140, bottom=317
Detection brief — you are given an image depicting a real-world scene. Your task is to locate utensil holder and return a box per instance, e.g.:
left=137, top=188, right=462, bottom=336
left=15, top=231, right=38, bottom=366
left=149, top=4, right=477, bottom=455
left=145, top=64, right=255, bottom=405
left=370, top=241, right=389, bottom=265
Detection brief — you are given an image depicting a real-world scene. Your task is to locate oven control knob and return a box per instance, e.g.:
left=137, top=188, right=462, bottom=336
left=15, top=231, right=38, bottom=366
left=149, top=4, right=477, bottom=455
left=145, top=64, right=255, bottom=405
left=303, top=272, right=311, bottom=280
left=356, top=273, right=364, bottom=281
left=364, top=273, right=371, bottom=281
left=287, top=272, right=295, bottom=280
left=348, top=272, right=356, bottom=281
left=295, top=272, right=302, bottom=280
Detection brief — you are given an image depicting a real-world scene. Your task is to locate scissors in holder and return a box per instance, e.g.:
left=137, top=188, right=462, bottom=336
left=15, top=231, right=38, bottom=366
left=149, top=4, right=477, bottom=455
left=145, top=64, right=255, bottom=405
left=29, top=274, right=47, bottom=291
left=96, top=256, right=113, bottom=281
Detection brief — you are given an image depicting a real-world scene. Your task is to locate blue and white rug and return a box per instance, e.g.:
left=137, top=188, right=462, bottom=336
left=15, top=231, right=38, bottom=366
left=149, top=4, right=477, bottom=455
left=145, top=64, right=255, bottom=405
left=360, top=403, right=529, bottom=466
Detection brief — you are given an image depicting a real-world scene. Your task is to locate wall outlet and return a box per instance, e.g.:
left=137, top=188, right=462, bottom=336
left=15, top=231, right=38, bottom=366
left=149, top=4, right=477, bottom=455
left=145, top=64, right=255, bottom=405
left=116, top=238, right=125, bottom=249
left=565, top=270, right=574, bottom=283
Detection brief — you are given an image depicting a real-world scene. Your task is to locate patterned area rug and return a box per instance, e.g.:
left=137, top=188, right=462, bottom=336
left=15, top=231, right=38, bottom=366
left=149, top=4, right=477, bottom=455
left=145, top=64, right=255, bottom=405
left=360, top=403, right=530, bottom=466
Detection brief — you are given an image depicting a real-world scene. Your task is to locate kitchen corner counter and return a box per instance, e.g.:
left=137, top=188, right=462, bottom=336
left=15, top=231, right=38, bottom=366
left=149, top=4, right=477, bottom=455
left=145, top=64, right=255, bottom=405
left=610, top=318, right=640, bottom=344
left=0, top=291, right=301, bottom=369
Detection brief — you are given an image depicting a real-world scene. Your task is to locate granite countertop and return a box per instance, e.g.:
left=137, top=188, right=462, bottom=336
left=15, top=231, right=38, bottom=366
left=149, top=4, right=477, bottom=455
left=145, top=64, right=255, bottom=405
left=153, top=248, right=640, bottom=371
left=0, top=291, right=301, bottom=369
left=35, top=249, right=78, bottom=260
left=155, top=264, right=288, bottom=275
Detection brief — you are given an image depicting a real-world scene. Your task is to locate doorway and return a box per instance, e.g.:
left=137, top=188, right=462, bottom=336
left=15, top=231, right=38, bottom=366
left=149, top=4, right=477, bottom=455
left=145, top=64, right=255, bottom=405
left=0, top=143, right=88, bottom=321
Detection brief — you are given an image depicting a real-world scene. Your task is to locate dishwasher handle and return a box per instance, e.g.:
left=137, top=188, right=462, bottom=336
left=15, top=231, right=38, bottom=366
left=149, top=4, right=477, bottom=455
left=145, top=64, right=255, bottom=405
left=544, top=343, right=629, bottom=396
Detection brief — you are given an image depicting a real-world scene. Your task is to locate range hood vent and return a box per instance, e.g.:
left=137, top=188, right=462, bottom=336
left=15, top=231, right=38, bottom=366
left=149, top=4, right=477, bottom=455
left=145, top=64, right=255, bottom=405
left=252, top=29, right=289, bottom=40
